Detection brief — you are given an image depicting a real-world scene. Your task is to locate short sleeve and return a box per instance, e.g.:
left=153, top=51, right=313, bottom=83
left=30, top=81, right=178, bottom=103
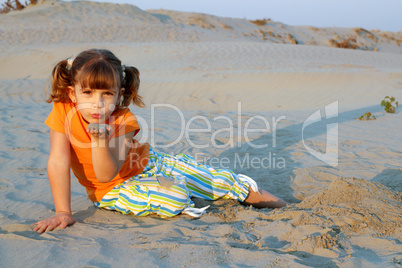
left=108, top=109, right=140, bottom=139
left=45, top=102, right=67, bottom=134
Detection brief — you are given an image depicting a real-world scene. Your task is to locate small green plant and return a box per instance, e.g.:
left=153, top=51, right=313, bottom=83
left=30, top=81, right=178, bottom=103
left=356, top=111, right=376, bottom=120
left=381, top=96, right=399, bottom=113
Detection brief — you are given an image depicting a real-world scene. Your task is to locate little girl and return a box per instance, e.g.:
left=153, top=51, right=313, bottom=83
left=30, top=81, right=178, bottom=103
left=34, top=49, right=287, bottom=234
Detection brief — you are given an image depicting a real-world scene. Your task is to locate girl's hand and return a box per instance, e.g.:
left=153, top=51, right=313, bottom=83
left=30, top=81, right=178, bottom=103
left=87, top=123, right=112, bottom=139
left=33, top=212, right=75, bottom=234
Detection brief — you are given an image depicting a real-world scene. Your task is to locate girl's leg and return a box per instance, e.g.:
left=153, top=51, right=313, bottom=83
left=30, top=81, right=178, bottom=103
left=96, top=176, right=195, bottom=218
left=167, top=154, right=249, bottom=202
left=96, top=148, right=195, bottom=218
left=165, top=153, right=287, bottom=209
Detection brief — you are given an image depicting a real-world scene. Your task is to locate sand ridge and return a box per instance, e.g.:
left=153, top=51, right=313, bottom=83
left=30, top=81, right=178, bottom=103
left=1, top=0, right=401, bottom=53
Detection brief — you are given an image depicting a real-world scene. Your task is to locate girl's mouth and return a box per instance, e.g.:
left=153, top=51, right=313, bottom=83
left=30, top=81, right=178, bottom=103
left=92, top=113, right=103, bottom=119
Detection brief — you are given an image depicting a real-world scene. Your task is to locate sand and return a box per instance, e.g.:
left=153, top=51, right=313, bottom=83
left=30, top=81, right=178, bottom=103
left=0, top=1, right=401, bottom=267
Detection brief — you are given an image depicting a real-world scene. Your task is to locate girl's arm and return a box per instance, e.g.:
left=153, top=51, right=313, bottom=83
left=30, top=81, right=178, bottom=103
left=34, top=130, right=75, bottom=233
left=88, top=124, right=135, bottom=183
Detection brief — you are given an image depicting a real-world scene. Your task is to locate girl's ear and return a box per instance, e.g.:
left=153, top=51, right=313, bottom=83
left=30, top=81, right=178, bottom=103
left=67, top=86, right=76, bottom=103
left=118, top=87, right=125, bottom=103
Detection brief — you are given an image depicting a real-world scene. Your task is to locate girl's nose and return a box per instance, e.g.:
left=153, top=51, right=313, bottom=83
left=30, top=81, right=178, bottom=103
left=92, top=97, right=105, bottom=109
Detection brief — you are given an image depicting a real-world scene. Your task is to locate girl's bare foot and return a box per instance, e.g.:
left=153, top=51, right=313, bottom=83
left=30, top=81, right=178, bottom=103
left=242, top=187, right=288, bottom=208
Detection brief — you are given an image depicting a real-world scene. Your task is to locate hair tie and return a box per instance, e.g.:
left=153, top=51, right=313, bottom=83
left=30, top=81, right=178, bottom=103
left=66, top=57, right=75, bottom=71
left=122, top=65, right=126, bottom=79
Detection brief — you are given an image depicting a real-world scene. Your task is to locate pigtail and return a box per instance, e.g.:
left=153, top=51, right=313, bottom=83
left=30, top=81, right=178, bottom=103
left=46, top=59, right=73, bottom=103
left=121, top=66, right=145, bottom=108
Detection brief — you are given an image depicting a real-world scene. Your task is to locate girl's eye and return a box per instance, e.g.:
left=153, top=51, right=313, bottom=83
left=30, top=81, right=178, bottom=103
left=105, top=92, right=115, bottom=96
left=83, top=91, right=92, bottom=94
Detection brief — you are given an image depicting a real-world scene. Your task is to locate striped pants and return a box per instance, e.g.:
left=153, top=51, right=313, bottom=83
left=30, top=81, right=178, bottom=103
left=94, top=147, right=250, bottom=218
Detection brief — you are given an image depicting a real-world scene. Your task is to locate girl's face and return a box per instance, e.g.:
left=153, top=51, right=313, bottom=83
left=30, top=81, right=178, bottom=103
left=68, top=83, right=124, bottom=124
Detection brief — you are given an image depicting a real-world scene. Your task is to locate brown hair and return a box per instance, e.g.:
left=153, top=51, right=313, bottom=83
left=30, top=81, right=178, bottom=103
left=46, top=49, right=144, bottom=109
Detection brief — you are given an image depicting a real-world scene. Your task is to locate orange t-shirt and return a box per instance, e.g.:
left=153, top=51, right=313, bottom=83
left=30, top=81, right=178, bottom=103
left=45, top=102, right=150, bottom=202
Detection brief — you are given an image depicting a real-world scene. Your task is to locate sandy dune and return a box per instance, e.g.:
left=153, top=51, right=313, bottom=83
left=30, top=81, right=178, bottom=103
left=0, top=1, right=401, bottom=267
